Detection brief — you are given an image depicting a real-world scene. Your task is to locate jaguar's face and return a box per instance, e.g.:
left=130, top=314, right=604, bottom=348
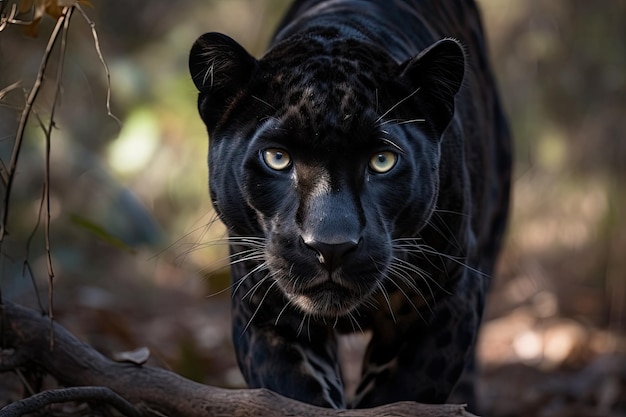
left=240, top=120, right=438, bottom=316
left=215, top=74, right=440, bottom=317
left=189, top=32, right=464, bottom=317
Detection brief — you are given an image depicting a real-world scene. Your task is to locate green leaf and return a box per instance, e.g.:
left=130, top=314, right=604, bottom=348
left=70, top=214, right=137, bottom=254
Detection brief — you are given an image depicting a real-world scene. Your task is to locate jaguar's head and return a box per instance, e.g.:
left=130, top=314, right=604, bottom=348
left=189, top=32, right=465, bottom=317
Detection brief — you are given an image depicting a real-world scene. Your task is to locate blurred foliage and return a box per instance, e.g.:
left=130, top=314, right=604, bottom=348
left=479, top=0, right=626, bottom=332
left=0, top=1, right=624, bottom=413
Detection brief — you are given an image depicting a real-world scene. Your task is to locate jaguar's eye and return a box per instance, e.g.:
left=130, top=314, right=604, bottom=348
left=369, top=151, right=397, bottom=173
left=262, top=148, right=292, bottom=171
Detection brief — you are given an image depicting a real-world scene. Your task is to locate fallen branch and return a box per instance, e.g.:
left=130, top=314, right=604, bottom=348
left=0, top=386, right=141, bottom=417
left=0, top=301, right=476, bottom=417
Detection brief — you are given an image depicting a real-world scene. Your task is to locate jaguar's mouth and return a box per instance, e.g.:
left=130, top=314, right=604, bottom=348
left=286, top=280, right=364, bottom=317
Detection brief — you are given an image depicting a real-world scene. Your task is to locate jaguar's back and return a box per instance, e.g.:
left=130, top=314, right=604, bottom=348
left=190, top=0, right=510, bottom=411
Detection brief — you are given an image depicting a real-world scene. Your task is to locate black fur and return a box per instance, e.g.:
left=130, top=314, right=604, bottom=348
left=189, top=0, right=510, bottom=410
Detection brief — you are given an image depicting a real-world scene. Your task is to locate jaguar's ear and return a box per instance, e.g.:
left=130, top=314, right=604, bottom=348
left=399, top=38, right=465, bottom=137
left=189, top=32, right=258, bottom=128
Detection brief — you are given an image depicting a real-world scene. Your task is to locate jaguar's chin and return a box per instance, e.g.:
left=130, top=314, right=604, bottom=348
left=284, top=280, right=372, bottom=317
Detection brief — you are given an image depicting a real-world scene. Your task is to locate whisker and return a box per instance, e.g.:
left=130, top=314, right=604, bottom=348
left=387, top=264, right=431, bottom=308
left=201, top=250, right=265, bottom=283
left=297, top=312, right=312, bottom=340
left=433, top=207, right=470, bottom=218
left=242, top=279, right=279, bottom=335
left=387, top=261, right=431, bottom=299
left=346, top=311, right=364, bottom=333
left=251, top=95, right=278, bottom=112
left=412, top=243, right=488, bottom=278
left=232, top=261, right=269, bottom=298
left=393, top=236, right=478, bottom=273
left=174, top=235, right=266, bottom=269
left=275, top=301, right=291, bottom=326
left=380, top=137, right=406, bottom=153
left=385, top=272, right=428, bottom=322
left=240, top=268, right=270, bottom=301
left=391, top=256, right=445, bottom=296
left=397, top=118, right=425, bottom=125
left=377, top=117, right=425, bottom=127
left=150, top=212, right=222, bottom=261
left=375, top=87, right=421, bottom=124
left=176, top=235, right=267, bottom=284
left=376, top=281, right=396, bottom=324
left=425, top=211, right=465, bottom=253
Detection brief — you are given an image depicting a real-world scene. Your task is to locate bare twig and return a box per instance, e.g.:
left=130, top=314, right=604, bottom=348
left=0, top=159, right=8, bottom=188
left=75, top=4, right=121, bottom=127
left=41, top=5, right=75, bottom=348
left=23, top=139, right=48, bottom=313
left=0, top=80, right=22, bottom=191
left=0, top=386, right=142, bottom=417
left=0, top=3, right=16, bottom=32
left=0, top=80, right=21, bottom=102
left=13, top=368, right=37, bottom=397
left=21, top=260, right=45, bottom=313
left=0, top=1, right=42, bottom=30
left=0, top=8, right=69, bottom=243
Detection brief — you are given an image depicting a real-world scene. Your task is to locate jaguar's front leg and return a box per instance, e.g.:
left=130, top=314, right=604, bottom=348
left=352, top=270, right=484, bottom=410
left=230, top=262, right=345, bottom=408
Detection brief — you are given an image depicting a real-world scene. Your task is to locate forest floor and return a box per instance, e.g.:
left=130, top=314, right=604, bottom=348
left=1, top=253, right=625, bottom=417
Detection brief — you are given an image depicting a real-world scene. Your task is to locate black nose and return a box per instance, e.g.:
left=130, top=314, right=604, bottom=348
left=303, top=237, right=360, bottom=271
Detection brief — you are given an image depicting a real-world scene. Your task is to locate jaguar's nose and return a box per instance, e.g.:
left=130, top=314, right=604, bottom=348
left=303, top=237, right=360, bottom=271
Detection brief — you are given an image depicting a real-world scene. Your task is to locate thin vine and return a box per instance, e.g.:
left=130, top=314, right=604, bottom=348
left=0, top=1, right=118, bottom=343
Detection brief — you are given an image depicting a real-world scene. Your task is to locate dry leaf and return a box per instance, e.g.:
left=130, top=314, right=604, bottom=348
left=17, top=0, right=90, bottom=37
left=113, top=347, right=151, bottom=366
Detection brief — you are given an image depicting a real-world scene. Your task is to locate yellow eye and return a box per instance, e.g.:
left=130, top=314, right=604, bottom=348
left=369, top=151, right=397, bottom=173
left=263, top=148, right=292, bottom=170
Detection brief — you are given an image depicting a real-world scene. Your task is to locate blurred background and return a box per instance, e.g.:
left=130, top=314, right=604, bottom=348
left=0, top=0, right=624, bottom=415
